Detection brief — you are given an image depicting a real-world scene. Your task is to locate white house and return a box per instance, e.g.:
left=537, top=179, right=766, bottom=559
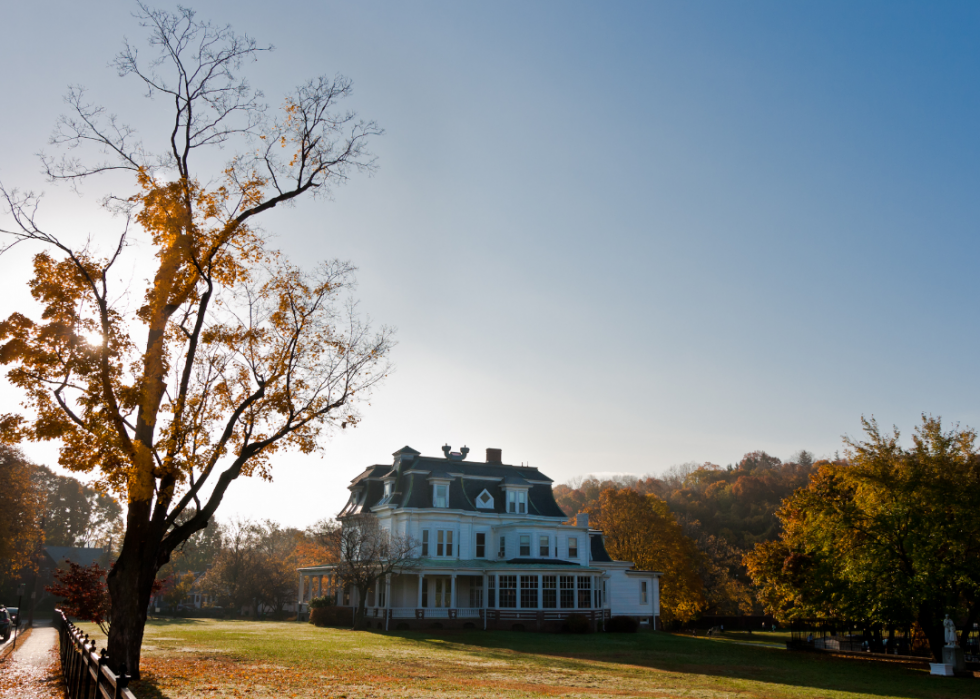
left=298, top=445, right=661, bottom=631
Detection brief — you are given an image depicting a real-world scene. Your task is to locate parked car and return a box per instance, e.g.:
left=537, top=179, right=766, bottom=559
left=6, top=607, right=19, bottom=627
left=0, top=607, right=11, bottom=642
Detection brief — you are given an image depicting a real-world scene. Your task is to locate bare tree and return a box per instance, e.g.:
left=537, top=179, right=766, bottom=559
left=201, top=519, right=265, bottom=616
left=335, top=515, right=419, bottom=629
left=0, top=4, right=389, bottom=676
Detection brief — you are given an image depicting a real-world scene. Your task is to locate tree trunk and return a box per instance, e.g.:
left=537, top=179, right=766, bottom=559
left=354, top=584, right=370, bottom=630
left=917, top=607, right=946, bottom=662
left=105, top=503, right=162, bottom=680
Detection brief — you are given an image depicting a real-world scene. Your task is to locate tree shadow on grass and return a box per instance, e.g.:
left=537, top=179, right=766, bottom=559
left=145, top=617, right=209, bottom=626
left=399, top=630, right=976, bottom=699
left=128, top=677, right=170, bottom=699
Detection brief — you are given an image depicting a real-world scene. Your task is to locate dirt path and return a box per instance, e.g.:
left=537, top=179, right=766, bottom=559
left=0, top=621, right=64, bottom=699
left=11, top=621, right=57, bottom=666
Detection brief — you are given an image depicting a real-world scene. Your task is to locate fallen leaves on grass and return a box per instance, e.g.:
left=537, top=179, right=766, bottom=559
left=128, top=654, right=711, bottom=699
left=133, top=656, right=412, bottom=698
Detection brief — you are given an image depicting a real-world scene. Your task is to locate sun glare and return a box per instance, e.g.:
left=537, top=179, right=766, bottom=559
left=84, top=331, right=105, bottom=347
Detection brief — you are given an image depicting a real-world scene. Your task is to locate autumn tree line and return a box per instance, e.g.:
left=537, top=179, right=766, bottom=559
left=1, top=444, right=123, bottom=600
left=554, top=447, right=817, bottom=624
left=556, top=417, right=980, bottom=662
left=0, top=444, right=344, bottom=617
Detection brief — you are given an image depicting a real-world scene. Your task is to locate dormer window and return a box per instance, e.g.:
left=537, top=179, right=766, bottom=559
left=348, top=488, right=364, bottom=509
left=433, top=484, right=448, bottom=508
left=476, top=489, right=494, bottom=509
left=506, top=490, right=527, bottom=514
left=384, top=481, right=393, bottom=498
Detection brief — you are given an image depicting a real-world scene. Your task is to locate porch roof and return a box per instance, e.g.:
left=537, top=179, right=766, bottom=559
left=299, top=558, right=606, bottom=574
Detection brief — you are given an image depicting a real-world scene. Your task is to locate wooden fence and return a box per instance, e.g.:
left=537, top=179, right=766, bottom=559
left=55, top=609, right=137, bottom=699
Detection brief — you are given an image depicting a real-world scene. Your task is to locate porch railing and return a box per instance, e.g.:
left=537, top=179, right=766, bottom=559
left=365, top=606, right=611, bottom=623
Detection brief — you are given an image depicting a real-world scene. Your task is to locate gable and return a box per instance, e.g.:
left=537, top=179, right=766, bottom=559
left=475, top=488, right=494, bottom=509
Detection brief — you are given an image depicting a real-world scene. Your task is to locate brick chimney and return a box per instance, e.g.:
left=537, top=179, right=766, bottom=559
left=486, top=448, right=502, bottom=463
left=576, top=513, right=589, bottom=528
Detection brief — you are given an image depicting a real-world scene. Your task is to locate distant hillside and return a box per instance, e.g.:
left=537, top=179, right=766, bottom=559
left=553, top=450, right=819, bottom=615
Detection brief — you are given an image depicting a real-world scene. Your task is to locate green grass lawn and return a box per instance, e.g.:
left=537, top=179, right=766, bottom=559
left=73, top=619, right=975, bottom=699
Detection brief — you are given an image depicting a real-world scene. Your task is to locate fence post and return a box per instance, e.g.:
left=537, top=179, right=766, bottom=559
left=73, top=632, right=87, bottom=699
left=114, top=663, right=129, bottom=699
left=80, top=638, right=94, bottom=699
left=68, top=632, right=80, bottom=698
left=99, top=649, right=109, bottom=698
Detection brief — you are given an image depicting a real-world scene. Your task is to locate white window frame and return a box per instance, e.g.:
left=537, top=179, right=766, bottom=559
left=519, top=533, right=531, bottom=557
left=539, top=534, right=550, bottom=557
left=568, top=536, right=578, bottom=559
left=506, top=490, right=527, bottom=514
left=435, top=529, right=455, bottom=557
left=475, top=489, right=494, bottom=509
left=421, top=529, right=430, bottom=556
left=641, top=580, right=648, bottom=604
left=433, top=483, right=449, bottom=508
left=475, top=532, right=487, bottom=558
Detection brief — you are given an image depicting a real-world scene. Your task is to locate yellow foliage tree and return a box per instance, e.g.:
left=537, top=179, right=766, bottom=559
left=745, top=416, right=980, bottom=662
left=592, top=488, right=706, bottom=624
left=0, top=5, right=388, bottom=676
left=0, top=446, right=44, bottom=586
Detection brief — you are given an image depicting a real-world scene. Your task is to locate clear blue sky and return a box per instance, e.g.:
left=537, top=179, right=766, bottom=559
left=2, top=1, right=979, bottom=527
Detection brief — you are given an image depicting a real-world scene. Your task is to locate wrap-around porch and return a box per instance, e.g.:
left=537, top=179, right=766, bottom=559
left=298, top=561, right=611, bottom=630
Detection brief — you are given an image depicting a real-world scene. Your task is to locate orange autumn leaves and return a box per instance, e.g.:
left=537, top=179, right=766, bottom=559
left=591, top=489, right=706, bottom=624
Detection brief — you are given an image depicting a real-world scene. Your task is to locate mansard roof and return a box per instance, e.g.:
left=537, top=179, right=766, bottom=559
left=589, top=533, right=613, bottom=563
left=338, top=449, right=567, bottom=519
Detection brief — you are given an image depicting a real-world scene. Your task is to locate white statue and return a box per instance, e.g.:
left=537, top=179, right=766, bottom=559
left=943, top=614, right=957, bottom=647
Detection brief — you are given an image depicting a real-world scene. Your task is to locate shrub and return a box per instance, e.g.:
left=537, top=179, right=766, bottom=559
left=309, top=595, right=335, bottom=609
left=605, top=616, right=639, bottom=633
left=310, top=606, right=351, bottom=627
left=564, top=613, right=592, bottom=634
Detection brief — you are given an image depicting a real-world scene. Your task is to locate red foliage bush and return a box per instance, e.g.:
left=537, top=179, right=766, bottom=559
left=47, top=561, right=111, bottom=634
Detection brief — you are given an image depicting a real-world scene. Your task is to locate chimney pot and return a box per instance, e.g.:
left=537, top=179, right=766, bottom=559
left=486, top=448, right=502, bottom=463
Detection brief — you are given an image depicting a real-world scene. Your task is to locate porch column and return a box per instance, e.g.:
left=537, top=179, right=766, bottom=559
left=483, top=572, right=489, bottom=630
left=417, top=572, right=424, bottom=608
left=573, top=575, right=578, bottom=609
left=516, top=573, right=521, bottom=610
left=297, top=573, right=305, bottom=616
left=537, top=574, right=543, bottom=610
left=385, top=574, right=392, bottom=631
left=451, top=573, right=457, bottom=609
